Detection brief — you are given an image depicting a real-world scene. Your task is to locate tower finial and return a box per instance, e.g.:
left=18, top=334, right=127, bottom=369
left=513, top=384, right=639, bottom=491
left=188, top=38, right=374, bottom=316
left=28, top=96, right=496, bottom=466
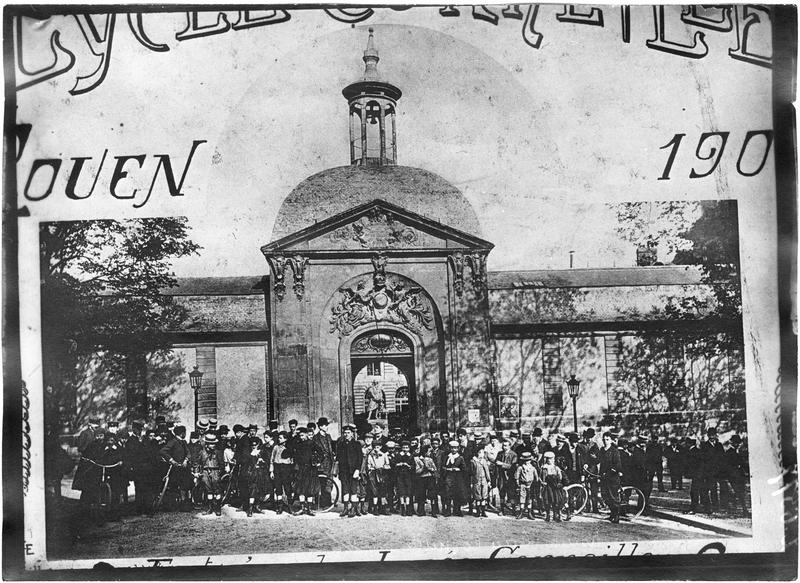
left=362, top=27, right=380, bottom=81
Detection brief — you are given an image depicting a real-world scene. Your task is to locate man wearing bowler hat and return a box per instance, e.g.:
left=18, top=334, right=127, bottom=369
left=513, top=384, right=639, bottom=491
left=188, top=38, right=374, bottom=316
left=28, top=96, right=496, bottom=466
left=312, top=417, right=335, bottom=508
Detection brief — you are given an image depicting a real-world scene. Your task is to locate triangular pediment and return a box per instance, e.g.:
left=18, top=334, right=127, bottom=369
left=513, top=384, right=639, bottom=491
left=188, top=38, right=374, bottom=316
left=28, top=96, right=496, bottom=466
left=261, top=199, right=493, bottom=255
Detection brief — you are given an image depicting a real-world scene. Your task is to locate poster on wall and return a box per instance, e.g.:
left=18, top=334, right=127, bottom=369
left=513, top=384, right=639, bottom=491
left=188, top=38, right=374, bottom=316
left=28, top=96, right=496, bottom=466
left=3, top=2, right=796, bottom=577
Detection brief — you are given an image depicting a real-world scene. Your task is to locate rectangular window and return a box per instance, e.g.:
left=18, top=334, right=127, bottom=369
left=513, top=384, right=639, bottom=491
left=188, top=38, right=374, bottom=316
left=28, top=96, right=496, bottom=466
left=367, top=362, right=380, bottom=376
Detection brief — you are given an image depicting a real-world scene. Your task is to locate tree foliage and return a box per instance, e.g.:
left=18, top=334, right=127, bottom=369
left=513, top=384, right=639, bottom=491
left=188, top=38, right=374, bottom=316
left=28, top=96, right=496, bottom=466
left=40, top=218, right=200, bottom=429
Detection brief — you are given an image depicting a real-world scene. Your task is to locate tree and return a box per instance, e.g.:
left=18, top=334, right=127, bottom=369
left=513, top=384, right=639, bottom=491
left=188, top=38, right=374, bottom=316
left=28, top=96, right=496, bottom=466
left=40, top=218, right=200, bottom=431
left=608, top=200, right=745, bottom=431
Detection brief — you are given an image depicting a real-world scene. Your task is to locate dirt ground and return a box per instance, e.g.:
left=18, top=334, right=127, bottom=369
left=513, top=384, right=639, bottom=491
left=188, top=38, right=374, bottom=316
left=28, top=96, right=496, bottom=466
left=49, top=501, right=724, bottom=562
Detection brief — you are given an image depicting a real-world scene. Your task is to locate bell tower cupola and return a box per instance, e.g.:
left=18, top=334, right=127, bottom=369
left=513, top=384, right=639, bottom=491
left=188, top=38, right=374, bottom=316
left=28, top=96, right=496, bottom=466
left=342, top=28, right=402, bottom=166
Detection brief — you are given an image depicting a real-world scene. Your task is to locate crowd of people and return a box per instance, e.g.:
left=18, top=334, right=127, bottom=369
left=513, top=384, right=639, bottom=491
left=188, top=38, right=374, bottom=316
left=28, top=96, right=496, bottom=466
left=65, top=415, right=750, bottom=525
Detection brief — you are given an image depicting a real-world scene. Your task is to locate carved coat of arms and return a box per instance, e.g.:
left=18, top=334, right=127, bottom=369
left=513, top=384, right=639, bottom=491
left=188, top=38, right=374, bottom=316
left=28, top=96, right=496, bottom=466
left=330, top=275, right=434, bottom=337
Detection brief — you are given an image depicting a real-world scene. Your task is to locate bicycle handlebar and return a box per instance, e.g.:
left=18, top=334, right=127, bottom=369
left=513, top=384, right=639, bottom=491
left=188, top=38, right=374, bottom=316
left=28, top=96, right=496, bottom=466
left=81, top=457, right=123, bottom=469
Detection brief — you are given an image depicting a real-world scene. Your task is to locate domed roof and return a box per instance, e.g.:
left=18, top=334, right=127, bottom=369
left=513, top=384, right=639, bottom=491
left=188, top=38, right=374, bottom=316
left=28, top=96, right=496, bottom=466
left=271, top=165, right=482, bottom=241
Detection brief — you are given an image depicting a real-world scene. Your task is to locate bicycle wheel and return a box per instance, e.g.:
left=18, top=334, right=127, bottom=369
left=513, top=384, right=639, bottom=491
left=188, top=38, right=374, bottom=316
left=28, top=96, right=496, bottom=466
left=562, top=484, right=588, bottom=518
left=191, top=482, right=208, bottom=509
left=620, top=486, right=646, bottom=518
left=98, top=482, right=113, bottom=509
left=316, top=477, right=339, bottom=513
left=152, top=472, right=171, bottom=513
left=221, top=472, right=237, bottom=506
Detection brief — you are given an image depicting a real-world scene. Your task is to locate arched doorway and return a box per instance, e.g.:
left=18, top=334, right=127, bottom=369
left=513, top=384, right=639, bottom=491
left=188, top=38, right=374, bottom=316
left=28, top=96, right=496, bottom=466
left=349, top=329, right=418, bottom=435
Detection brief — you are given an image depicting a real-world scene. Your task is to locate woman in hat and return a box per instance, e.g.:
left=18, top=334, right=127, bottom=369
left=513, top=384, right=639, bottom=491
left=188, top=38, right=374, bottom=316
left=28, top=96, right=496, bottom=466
left=540, top=450, right=568, bottom=522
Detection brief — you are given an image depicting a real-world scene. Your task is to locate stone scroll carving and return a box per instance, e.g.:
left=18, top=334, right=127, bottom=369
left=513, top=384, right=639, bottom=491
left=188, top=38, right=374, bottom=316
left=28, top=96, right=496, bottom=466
left=330, top=275, right=434, bottom=337
left=329, top=208, right=420, bottom=249
left=448, top=251, right=487, bottom=297
left=265, top=254, right=308, bottom=301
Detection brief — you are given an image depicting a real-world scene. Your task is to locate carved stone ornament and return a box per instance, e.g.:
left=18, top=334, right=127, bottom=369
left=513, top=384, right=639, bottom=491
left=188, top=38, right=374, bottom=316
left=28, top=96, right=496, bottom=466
left=352, top=332, right=412, bottom=355
left=448, top=251, right=465, bottom=297
left=330, top=275, right=434, bottom=337
left=329, top=208, right=420, bottom=249
left=265, top=254, right=289, bottom=301
left=448, top=251, right=487, bottom=297
left=289, top=255, right=309, bottom=300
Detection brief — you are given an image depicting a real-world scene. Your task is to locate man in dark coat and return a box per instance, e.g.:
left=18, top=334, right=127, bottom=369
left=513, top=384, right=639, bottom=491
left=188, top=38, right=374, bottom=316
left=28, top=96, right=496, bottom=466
left=599, top=431, right=623, bottom=523
left=685, top=436, right=710, bottom=514
left=629, top=437, right=649, bottom=507
left=664, top=437, right=685, bottom=490
left=312, top=417, right=335, bottom=508
left=576, top=428, right=600, bottom=512
left=723, top=435, right=749, bottom=516
left=231, top=424, right=252, bottom=510
left=495, top=439, right=518, bottom=515
left=645, top=434, right=665, bottom=493
left=336, top=424, right=364, bottom=518
left=72, top=421, right=104, bottom=508
left=124, top=420, right=158, bottom=515
left=702, top=427, right=726, bottom=513
left=72, top=418, right=100, bottom=503
left=292, top=427, right=320, bottom=516
left=159, top=425, right=193, bottom=509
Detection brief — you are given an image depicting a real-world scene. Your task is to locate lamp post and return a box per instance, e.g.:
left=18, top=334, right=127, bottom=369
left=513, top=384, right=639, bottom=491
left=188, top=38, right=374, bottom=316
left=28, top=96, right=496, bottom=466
left=188, top=365, right=204, bottom=429
left=566, top=374, right=581, bottom=433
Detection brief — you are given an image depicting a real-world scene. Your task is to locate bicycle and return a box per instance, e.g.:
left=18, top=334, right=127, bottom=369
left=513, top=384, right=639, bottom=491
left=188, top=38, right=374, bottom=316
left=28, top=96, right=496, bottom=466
left=583, top=469, right=647, bottom=519
left=190, top=472, right=209, bottom=509
left=313, top=474, right=340, bottom=513
left=562, top=482, right=589, bottom=519
left=81, top=457, right=123, bottom=520
left=152, top=464, right=174, bottom=513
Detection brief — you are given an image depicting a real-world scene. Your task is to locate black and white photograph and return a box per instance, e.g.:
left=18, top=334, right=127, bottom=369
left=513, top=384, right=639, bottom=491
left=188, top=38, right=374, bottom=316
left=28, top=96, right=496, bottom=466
left=3, top=3, right=795, bottom=576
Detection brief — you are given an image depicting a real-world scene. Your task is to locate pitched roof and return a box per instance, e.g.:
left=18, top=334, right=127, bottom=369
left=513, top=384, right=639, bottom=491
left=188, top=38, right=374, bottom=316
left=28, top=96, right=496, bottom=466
left=163, top=276, right=267, bottom=296
left=488, top=265, right=706, bottom=289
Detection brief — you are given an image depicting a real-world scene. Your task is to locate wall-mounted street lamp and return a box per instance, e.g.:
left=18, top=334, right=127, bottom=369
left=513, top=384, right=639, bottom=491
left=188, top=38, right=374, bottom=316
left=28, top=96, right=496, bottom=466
left=566, top=374, right=581, bottom=434
left=188, top=365, right=204, bottom=429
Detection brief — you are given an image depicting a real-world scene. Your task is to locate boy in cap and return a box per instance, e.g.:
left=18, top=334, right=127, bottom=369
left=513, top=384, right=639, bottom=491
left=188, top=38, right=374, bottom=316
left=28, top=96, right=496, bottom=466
left=359, top=432, right=373, bottom=514
left=443, top=440, right=466, bottom=517
left=414, top=443, right=439, bottom=517
left=392, top=441, right=415, bottom=516
left=514, top=451, right=541, bottom=520
left=470, top=445, right=492, bottom=518
left=198, top=432, right=224, bottom=515
left=384, top=440, right=398, bottom=513
left=336, top=424, right=364, bottom=518
left=367, top=440, right=390, bottom=515
left=241, top=432, right=269, bottom=517
left=270, top=431, right=293, bottom=514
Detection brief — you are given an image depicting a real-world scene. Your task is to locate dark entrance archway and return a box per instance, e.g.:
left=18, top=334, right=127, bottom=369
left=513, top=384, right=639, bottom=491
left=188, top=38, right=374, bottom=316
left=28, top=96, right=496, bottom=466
left=350, top=329, right=418, bottom=435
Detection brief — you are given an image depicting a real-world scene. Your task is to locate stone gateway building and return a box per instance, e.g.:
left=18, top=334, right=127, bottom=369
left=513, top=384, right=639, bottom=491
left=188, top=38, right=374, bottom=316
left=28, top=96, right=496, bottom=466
left=88, top=31, right=746, bottom=438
